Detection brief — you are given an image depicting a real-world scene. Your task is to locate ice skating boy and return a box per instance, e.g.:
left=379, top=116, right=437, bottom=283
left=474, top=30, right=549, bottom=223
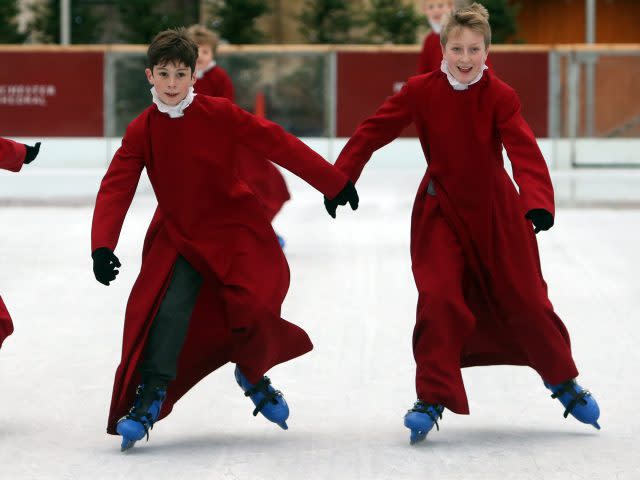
left=417, top=0, right=454, bottom=74
left=188, top=24, right=291, bottom=247
left=91, top=28, right=358, bottom=451
left=327, top=4, right=600, bottom=444
left=0, top=137, right=40, bottom=348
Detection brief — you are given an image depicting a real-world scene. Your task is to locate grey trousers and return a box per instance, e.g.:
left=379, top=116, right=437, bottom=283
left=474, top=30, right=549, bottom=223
left=138, top=255, right=203, bottom=388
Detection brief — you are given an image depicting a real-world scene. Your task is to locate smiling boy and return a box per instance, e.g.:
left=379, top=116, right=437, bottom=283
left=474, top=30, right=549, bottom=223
left=328, top=4, right=600, bottom=444
left=91, top=28, right=358, bottom=451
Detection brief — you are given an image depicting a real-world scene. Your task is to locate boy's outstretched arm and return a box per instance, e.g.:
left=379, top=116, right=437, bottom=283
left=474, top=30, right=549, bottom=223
left=228, top=101, right=358, bottom=216
left=0, top=138, right=41, bottom=172
left=91, top=127, right=145, bottom=285
left=497, top=88, right=555, bottom=233
left=334, top=83, right=413, bottom=183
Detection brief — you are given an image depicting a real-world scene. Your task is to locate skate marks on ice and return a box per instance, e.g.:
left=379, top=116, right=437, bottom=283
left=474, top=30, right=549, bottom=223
left=1, top=172, right=640, bottom=479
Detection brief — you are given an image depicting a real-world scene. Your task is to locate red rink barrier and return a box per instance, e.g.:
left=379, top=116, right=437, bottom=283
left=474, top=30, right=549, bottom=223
left=336, top=50, right=549, bottom=138
left=0, top=51, right=104, bottom=137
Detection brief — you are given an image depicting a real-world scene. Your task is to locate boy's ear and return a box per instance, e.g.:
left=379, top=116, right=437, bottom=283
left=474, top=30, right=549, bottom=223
left=145, top=68, right=154, bottom=86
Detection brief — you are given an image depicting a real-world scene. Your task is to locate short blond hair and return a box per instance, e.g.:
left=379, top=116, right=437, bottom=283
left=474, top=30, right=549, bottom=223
left=187, top=24, right=219, bottom=56
left=441, top=2, right=491, bottom=48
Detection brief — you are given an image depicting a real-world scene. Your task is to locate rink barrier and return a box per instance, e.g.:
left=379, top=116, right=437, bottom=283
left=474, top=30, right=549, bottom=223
left=2, top=44, right=640, bottom=169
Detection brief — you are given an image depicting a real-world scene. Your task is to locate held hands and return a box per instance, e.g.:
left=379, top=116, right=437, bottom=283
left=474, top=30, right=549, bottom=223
left=92, top=247, right=121, bottom=285
left=324, top=180, right=359, bottom=218
left=526, top=209, right=554, bottom=234
left=23, top=142, right=41, bottom=164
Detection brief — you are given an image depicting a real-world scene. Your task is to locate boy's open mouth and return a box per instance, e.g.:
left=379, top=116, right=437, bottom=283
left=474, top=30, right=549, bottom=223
left=457, top=66, right=473, bottom=74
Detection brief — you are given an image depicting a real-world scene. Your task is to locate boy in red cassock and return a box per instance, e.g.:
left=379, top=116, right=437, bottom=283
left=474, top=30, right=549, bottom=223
left=417, top=0, right=454, bottom=74
left=0, top=137, right=40, bottom=348
left=91, top=28, right=358, bottom=452
left=327, top=3, right=600, bottom=444
left=189, top=24, right=291, bottom=246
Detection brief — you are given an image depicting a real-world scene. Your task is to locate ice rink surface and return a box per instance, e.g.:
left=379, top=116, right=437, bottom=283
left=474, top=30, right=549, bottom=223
left=1, top=169, right=639, bottom=480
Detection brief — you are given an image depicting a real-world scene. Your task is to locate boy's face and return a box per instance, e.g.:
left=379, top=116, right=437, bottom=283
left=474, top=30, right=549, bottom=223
left=442, top=27, right=488, bottom=84
left=423, top=0, right=452, bottom=25
left=145, top=62, right=196, bottom=106
left=196, top=44, right=214, bottom=73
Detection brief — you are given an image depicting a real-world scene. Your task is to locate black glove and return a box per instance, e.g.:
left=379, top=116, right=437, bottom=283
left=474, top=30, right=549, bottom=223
left=23, top=142, right=41, bottom=164
left=92, top=247, right=121, bottom=285
left=324, top=180, right=359, bottom=219
left=526, top=209, right=554, bottom=234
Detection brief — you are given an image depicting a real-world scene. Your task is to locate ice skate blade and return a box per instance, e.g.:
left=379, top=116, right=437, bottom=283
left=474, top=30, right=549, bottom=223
left=120, top=438, right=136, bottom=452
left=409, top=431, right=427, bottom=445
left=278, top=421, right=288, bottom=430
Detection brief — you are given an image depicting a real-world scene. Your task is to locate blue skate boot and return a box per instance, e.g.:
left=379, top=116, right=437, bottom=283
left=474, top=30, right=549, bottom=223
left=544, top=379, right=601, bottom=430
left=234, top=365, right=289, bottom=430
left=404, top=401, right=444, bottom=445
left=116, top=384, right=167, bottom=451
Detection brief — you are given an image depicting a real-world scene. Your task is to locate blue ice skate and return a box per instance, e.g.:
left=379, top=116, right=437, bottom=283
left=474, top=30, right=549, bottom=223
left=544, top=379, right=601, bottom=430
left=404, top=401, right=444, bottom=445
left=234, top=366, right=289, bottom=430
left=116, top=384, right=167, bottom=451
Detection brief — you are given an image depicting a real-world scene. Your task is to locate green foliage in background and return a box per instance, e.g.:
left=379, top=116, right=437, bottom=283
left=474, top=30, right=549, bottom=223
left=482, top=0, right=522, bottom=44
left=0, top=0, right=27, bottom=43
left=299, top=0, right=360, bottom=44
left=116, top=0, right=199, bottom=44
left=28, top=0, right=104, bottom=44
left=207, top=0, right=269, bottom=44
left=367, top=0, right=421, bottom=44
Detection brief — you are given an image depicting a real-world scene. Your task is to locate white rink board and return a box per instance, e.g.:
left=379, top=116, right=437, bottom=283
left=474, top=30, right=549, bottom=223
left=0, top=172, right=639, bottom=479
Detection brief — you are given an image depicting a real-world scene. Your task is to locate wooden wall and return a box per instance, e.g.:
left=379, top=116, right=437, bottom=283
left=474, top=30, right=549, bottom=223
left=516, top=0, right=640, bottom=44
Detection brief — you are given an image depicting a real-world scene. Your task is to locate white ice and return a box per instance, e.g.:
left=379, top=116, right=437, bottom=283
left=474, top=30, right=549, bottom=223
left=0, top=169, right=638, bottom=480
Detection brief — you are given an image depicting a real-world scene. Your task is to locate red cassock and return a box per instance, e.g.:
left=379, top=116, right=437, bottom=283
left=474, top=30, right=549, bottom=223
left=417, top=32, right=443, bottom=74
left=195, top=64, right=291, bottom=222
left=92, top=95, right=347, bottom=434
left=335, top=70, right=579, bottom=414
left=0, top=137, right=26, bottom=348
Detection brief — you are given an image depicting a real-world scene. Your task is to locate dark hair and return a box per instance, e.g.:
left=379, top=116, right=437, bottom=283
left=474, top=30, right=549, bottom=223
left=147, top=28, right=198, bottom=72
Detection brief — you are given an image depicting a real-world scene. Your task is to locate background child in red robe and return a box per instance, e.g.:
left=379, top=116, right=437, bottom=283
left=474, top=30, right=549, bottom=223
left=328, top=3, right=600, bottom=444
left=0, top=137, right=40, bottom=349
left=91, top=28, right=358, bottom=452
left=417, top=0, right=453, bottom=74
left=188, top=24, right=291, bottom=246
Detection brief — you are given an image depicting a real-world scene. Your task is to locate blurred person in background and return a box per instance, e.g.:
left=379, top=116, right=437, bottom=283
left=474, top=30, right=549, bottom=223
left=418, top=0, right=454, bottom=74
left=189, top=24, right=290, bottom=249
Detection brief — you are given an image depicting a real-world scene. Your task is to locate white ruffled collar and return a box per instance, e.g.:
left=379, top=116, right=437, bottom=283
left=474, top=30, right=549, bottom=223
left=428, top=20, right=443, bottom=34
left=441, top=60, right=488, bottom=91
left=151, top=86, right=196, bottom=118
left=196, top=60, right=217, bottom=80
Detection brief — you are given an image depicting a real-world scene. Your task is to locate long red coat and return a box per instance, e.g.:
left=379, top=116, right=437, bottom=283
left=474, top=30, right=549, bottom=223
left=335, top=70, right=578, bottom=414
left=92, top=94, right=347, bottom=433
left=0, top=137, right=26, bottom=348
left=417, top=32, right=442, bottom=74
left=195, top=64, right=291, bottom=221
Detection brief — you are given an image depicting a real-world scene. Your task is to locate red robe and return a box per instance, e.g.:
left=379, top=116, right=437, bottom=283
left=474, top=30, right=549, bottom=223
left=195, top=64, right=291, bottom=222
left=417, top=32, right=442, bottom=74
left=92, top=94, right=347, bottom=434
left=0, top=137, right=26, bottom=348
left=335, top=70, right=578, bottom=414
